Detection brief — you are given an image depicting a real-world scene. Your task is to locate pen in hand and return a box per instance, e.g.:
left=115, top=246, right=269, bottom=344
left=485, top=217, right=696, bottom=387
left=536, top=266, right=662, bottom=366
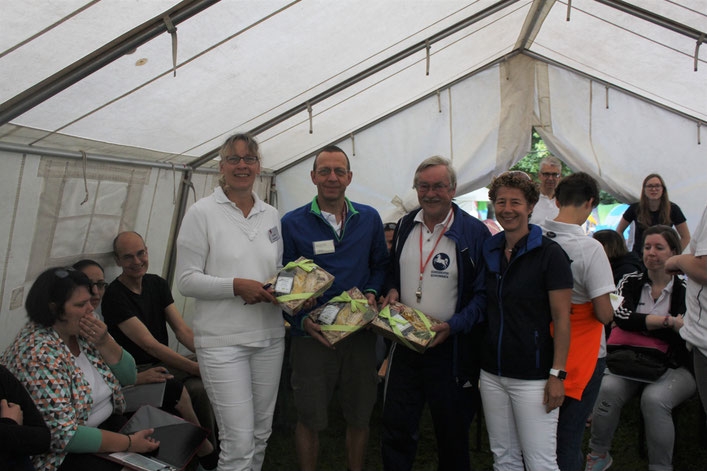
left=243, top=283, right=273, bottom=305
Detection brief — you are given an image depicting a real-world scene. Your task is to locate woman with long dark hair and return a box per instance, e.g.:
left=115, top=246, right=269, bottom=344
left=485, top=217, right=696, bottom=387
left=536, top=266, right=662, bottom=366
left=616, top=173, right=690, bottom=257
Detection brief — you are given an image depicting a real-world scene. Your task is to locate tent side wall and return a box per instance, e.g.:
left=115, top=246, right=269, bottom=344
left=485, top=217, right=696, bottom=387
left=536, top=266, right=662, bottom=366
left=0, top=149, right=222, bottom=351
left=275, top=55, right=536, bottom=221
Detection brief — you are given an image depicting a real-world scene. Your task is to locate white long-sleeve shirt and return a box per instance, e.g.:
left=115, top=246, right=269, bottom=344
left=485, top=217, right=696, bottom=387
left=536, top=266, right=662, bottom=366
left=176, top=187, right=285, bottom=348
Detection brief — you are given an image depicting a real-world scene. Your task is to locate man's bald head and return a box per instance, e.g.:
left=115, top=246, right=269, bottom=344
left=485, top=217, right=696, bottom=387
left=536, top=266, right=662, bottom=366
left=113, top=231, right=145, bottom=256
left=113, top=231, right=149, bottom=280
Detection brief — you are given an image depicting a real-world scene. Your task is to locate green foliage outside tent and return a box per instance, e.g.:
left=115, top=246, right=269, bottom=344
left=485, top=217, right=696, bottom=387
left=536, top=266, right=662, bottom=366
left=510, top=130, right=619, bottom=205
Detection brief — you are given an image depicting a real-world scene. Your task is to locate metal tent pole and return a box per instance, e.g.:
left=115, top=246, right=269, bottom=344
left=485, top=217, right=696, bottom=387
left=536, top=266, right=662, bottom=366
left=187, top=0, right=522, bottom=169
left=0, top=141, right=218, bottom=173
left=593, top=0, right=705, bottom=40
left=0, top=0, right=221, bottom=127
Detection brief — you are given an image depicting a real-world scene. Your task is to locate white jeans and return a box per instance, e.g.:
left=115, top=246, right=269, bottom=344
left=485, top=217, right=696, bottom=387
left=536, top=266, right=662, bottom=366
left=197, top=338, right=285, bottom=471
left=480, top=370, right=560, bottom=471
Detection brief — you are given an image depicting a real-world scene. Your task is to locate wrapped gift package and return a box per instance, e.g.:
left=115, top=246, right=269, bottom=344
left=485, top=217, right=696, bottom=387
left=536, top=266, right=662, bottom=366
left=269, top=257, right=334, bottom=315
left=308, top=287, right=378, bottom=345
left=370, top=301, right=442, bottom=353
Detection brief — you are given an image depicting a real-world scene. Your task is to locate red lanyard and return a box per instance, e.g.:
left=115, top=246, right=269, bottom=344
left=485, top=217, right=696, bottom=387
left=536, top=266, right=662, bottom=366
left=418, top=211, right=452, bottom=281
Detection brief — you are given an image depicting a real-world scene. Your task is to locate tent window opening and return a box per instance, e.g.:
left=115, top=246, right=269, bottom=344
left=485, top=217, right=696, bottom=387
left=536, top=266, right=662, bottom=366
left=26, top=157, right=150, bottom=281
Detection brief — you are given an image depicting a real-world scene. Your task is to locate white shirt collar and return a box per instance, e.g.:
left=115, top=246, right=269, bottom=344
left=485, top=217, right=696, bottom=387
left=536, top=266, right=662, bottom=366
left=642, top=276, right=674, bottom=295
left=541, top=218, right=586, bottom=237
left=414, top=207, right=454, bottom=231
left=214, top=186, right=265, bottom=214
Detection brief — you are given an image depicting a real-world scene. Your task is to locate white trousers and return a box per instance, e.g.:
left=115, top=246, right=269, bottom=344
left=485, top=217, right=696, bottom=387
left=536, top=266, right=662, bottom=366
left=197, top=338, right=285, bottom=471
left=480, top=370, right=560, bottom=471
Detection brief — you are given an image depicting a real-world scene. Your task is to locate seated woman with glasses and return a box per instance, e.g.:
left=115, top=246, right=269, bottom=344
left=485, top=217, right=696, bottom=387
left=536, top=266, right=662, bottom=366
left=616, top=173, right=691, bottom=258
left=2, top=267, right=159, bottom=471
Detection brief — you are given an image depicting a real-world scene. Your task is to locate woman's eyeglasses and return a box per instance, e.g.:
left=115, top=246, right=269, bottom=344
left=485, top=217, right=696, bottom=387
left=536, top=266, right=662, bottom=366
left=224, top=155, right=259, bottom=165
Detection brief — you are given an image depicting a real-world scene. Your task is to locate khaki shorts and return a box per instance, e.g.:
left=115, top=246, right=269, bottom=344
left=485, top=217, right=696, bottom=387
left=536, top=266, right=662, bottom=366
left=290, top=330, right=378, bottom=431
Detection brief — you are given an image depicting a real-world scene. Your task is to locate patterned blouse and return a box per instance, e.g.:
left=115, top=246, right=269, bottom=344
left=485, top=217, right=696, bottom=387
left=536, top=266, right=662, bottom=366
left=2, top=322, right=128, bottom=471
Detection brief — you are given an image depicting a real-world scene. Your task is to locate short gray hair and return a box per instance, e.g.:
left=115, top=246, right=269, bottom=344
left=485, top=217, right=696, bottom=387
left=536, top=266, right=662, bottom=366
left=413, top=156, right=457, bottom=189
left=539, top=155, right=562, bottom=171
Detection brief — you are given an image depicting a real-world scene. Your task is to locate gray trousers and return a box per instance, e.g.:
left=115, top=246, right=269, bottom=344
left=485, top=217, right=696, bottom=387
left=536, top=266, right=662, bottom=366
left=588, top=367, right=695, bottom=471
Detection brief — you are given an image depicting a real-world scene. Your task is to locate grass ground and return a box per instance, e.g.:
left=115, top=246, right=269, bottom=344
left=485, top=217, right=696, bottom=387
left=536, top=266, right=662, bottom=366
left=262, top=379, right=707, bottom=470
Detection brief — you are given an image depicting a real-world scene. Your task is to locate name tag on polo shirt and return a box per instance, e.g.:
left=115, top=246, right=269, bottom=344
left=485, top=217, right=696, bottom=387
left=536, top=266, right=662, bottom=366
left=268, top=226, right=280, bottom=243
left=313, top=239, right=335, bottom=255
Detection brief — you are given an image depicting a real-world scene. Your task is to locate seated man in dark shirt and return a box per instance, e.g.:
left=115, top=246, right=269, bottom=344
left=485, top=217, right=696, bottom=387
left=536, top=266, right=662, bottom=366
left=102, top=231, right=216, bottom=450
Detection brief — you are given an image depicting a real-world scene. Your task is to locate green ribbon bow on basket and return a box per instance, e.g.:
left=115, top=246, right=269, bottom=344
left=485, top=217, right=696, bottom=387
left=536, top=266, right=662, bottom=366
left=282, top=259, right=317, bottom=272
left=319, top=291, right=372, bottom=332
left=379, top=305, right=435, bottom=351
left=275, top=259, right=319, bottom=302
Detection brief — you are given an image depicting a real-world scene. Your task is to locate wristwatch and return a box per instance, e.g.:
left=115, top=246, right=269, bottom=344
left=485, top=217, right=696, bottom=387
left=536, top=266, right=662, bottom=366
left=549, top=368, right=567, bottom=380
left=663, top=316, right=671, bottom=327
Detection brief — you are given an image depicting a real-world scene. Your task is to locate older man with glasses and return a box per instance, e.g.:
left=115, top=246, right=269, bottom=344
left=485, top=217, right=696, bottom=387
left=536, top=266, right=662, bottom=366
left=530, top=155, right=564, bottom=225
left=380, top=156, right=490, bottom=470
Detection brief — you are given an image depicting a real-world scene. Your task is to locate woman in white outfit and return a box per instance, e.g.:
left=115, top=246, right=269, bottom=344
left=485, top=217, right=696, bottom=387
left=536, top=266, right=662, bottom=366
left=176, top=133, right=285, bottom=470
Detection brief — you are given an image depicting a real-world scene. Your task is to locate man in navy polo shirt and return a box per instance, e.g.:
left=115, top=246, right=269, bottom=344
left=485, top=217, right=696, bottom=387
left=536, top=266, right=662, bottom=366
left=281, top=145, right=388, bottom=471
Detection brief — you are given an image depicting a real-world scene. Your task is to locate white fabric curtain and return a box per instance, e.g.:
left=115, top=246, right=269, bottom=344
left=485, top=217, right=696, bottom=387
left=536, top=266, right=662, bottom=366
left=277, top=55, right=706, bottom=231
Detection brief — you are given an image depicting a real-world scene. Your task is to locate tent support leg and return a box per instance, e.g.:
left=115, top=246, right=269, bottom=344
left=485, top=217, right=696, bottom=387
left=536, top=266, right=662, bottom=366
left=164, top=168, right=193, bottom=286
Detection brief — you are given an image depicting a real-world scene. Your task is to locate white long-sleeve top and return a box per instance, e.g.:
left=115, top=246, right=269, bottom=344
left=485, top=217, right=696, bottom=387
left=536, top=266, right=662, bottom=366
left=176, top=187, right=285, bottom=348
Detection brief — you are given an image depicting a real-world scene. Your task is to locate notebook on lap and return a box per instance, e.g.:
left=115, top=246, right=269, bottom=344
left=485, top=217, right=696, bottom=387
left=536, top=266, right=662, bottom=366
left=99, top=405, right=208, bottom=471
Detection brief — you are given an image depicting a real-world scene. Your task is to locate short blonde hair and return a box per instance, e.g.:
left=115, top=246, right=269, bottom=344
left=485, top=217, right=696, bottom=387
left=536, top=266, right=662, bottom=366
left=218, top=133, right=260, bottom=191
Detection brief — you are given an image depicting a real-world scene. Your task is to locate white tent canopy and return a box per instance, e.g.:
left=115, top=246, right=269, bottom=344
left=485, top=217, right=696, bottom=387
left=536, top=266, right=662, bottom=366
left=1, top=0, right=705, bottom=349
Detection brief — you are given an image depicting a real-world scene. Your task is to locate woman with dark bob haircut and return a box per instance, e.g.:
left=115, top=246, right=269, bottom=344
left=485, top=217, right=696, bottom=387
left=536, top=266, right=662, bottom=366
left=2, top=267, right=159, bottom=471
left=480, top=171, right=573, bottom=470
left=592, top=229, right=642, bottom=284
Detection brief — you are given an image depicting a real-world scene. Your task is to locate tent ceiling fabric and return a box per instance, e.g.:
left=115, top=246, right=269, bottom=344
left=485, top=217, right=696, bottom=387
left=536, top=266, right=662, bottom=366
left=1, top=0, right=705, bottom=174
left=1, top=0, right=178, bottom=101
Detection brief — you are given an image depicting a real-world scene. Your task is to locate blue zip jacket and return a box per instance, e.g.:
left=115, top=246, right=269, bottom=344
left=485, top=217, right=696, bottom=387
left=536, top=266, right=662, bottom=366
left=384, top=203, right=490, bottom=383
left=481, top=224, right=573, bottom=380
left=384, top=203, right=490, bottom=335
left=281, top=197, right=389, bottom=335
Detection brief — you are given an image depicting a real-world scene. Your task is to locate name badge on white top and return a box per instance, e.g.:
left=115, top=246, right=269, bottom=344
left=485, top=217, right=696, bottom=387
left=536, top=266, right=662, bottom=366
left=268, top=226, right=280, bottom=243
left=313, top=239, right=335, bottom=255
